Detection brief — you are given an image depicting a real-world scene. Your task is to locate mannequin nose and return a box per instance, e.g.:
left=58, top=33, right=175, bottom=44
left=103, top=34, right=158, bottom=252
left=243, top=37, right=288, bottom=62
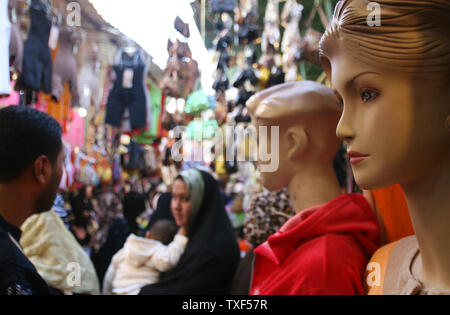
left=336, top=109, right=355, bottom=143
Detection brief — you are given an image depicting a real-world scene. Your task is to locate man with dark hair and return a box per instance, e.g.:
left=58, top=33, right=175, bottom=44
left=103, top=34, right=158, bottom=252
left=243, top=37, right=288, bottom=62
left=0, top=106, right=64, bottom=295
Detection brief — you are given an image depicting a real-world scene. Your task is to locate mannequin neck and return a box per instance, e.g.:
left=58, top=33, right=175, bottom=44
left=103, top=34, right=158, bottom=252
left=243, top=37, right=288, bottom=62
left=402, top=155, right=450, bottom=290
left=287, top=162, right=342, bottom=214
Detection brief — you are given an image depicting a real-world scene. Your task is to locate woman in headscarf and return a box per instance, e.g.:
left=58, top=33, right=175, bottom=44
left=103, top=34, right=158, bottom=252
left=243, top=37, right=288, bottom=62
left=69, top=185, right=95, bottom=248
left=139, top=169, right=240, bottom=295
left=90, top=188, right=129, bottom=287
left=122, top=190, right=146, bottom=235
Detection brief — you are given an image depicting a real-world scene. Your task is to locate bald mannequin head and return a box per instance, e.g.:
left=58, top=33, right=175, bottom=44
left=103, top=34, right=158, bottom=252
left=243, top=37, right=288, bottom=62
left=248, top=81, right=341, bottom=120
left=247, top=81, right=342, bottom=191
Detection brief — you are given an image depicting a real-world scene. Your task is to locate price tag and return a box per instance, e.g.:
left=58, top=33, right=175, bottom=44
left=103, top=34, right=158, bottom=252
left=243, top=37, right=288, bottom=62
left=48, top=25, right=60, bottom=50
left=12, top=8, right=17, bottom=24
left=122, top=68, right=134, bottom=89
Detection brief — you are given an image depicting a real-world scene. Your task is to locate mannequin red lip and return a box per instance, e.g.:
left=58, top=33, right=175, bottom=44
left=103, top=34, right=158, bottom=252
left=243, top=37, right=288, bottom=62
left=348, top=151, right=371, bottom=165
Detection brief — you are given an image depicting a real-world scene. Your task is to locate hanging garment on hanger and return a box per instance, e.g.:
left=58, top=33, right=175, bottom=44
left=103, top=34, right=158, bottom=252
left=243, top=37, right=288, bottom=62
left=47, top=82, right=72, bottom=133
left=261, top=0, right=280, bottom=55
left=8, top=0, right=23, bottom=74
left=51, top=28, right=79, bottom=107
left=135, top=84, right=162, bottom=145
left=160, top=40, right=200, bottom=99
left=143, top=146, right=157, bottom=172
left=105, top=49, right=148, bottom=130
left=211, top=0, right=236, bottom=14
left=143, top=58, right=152, bottom=130
left=9, top=19, right=24, bottom=73
left=78, top=62, right=100, bottom=109
left=233, top=88, right=254, bottom=108
left=233, top=68, right=258, bottom=89
left=16, top=0, right=52, bottom=94
left=120, top=108, right=132, bottom=134
left=0, top=0, right=12, bottom=95
left=213, top=71, right=229, bottom=93
left=63, top=108, right=85, bottom=149
left=78, top=43, right=101, bottom=109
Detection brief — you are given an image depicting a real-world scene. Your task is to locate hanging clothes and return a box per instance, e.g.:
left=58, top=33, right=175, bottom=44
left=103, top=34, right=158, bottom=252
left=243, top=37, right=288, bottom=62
left=0, top=0, right=11, bottom=96
left=47, top=82, right=72, bottom=132
left=281, top=0, right=303, bottom=81
left=160, top=39, right=200, bottom=99
left=8, top=0, right=23, bottom=74
left=16, top=0, right=52, bottom=94
left=62, top=107, right=85, bottom=149
left=127, top=139, right=145, bottom=171
left=105, top=49, right=148, bottom=130
left=134, top=84, right=161, bottom=145
left=78, top=57, right=100, bottom=109
left=51, top=28, right=79, bottom=107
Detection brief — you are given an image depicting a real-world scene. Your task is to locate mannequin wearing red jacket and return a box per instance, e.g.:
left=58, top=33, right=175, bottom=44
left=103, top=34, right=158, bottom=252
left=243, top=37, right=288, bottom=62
left=246, top=81, right=380, bottom=295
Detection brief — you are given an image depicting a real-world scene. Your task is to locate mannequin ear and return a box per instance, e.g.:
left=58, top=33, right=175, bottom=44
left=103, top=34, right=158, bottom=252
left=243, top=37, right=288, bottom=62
left=286, top=126, right=308, bottom=161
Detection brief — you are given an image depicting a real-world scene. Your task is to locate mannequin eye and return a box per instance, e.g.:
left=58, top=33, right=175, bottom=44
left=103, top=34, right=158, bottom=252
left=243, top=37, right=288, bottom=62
left=361, top=89, right=379, bottom=103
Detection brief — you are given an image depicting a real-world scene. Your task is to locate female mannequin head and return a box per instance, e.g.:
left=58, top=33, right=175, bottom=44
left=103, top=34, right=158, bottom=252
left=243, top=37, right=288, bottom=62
left=319, top=0, right=450, bottom=190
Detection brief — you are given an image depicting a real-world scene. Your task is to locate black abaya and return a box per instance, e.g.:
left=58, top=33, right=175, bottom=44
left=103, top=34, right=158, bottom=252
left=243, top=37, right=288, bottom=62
left=139, top=171, right=240, bottom=295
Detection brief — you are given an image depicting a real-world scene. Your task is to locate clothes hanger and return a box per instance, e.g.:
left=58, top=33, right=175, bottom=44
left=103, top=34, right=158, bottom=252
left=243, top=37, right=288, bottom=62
left=124, top=46, right=137, bottom=56
left=49, top=7, right=62, bottom=26
left=31, top=0, right=61, bottom=25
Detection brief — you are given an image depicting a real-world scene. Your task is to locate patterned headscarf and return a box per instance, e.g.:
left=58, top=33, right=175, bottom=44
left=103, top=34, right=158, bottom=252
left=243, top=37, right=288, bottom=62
left=244, top=187, right=296, bottom=247
left=90, top=190, right=124, bottom=253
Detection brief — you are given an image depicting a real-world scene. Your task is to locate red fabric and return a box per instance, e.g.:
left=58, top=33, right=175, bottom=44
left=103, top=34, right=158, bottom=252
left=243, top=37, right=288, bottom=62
left=158, top=93, right=166, bottom=138
left=250, top=194, right=381, bottom=295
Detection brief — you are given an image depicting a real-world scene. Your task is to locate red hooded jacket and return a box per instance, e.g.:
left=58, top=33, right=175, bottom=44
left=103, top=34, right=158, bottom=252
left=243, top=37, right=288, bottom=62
left=250, top=194, right=380, bottom=295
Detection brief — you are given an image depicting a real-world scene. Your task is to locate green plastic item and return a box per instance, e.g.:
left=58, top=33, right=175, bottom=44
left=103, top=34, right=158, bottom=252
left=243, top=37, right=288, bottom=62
left=186, top=119, right=219, bottom=141
left=185, top=90, right=210, bottom=115
left=135, top=85, right=162, bottom=145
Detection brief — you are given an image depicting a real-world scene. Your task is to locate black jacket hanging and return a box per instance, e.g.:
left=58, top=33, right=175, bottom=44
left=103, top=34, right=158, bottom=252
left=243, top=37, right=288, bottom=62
left=16, top=0, right=52, bottom=94
left=105, top=50, right=148, bottom=130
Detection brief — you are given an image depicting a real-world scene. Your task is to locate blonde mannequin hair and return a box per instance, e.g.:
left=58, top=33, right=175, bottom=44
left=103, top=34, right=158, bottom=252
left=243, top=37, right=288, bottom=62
left=319, top=0, right=450, bottom=78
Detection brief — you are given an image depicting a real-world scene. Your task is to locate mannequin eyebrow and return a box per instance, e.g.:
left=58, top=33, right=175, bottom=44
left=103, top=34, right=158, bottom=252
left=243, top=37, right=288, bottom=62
left=347, top=72, right=379, bottom=88
left=333, top=72, right=380, bottom=97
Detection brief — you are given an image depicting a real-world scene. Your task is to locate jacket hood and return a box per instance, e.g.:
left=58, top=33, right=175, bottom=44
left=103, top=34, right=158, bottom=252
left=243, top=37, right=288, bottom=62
left=257, top=194, right=381, bottom=266
left=123, top=234, right=161, bottom=267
